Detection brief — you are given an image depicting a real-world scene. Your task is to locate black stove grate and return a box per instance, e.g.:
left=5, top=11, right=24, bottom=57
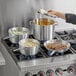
left=40, top=45, right=72, bottom=57
left=55, top=30, right=76, bottom=42
left=13, top=51, right=45, bottom=61
left=1, top=34, right=76, bottom=61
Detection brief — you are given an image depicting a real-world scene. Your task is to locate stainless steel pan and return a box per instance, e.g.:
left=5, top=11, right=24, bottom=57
left=44, top=39, right=70, bottom=56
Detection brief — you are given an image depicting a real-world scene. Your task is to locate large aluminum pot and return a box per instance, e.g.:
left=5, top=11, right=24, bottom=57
left=8, top=27, right=30, bottom=43
left=19, top=38, right=40, bottom=55
left=30, top=18, right=57, bottom=41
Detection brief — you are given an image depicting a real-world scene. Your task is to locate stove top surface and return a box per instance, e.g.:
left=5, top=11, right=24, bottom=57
left=55, top=29, right=76, bottom=43
left=1, top=32, right=76, bottom=62
left=2, top=30, right=76, bottom=75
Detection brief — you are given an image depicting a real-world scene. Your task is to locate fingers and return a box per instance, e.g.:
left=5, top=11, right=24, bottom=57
left=47, top=10, right=56, bottom=15
left=48, top=10, right=53, bottom=12
left=47, top=10, right=66, bottom=19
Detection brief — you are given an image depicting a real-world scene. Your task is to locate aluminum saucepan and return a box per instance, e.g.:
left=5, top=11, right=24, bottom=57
left=8, top=27, right=30, bottom=43
left=30, top=18, right=58, bottom=41
left=44, top=39, right=70, bottom=56
left=19, top=38, right=40, bottom=55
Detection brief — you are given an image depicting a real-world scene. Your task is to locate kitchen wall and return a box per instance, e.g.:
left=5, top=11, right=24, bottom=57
left=0, top=0, right=76, bottom=36
left=0, top=0, right=45, bottom=36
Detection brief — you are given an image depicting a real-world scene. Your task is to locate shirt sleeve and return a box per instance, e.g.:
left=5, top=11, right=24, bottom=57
left=65, top=13, right=76, bottom=24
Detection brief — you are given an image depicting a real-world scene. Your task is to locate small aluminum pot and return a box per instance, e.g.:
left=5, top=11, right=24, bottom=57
left=30, top=18, right=57, bottom=41
left=19, top=38, right=40, bottom=55
left=8, top=27, right=30, bottom=43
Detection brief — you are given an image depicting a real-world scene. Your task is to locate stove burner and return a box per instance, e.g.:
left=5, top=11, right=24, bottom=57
left=55, top=30, right=76, bottom=43
left=5, top=39, right=19, bottom=47
left=61, top=34, right=76, bottom=40
left=13, top=51, right=44, bottom=61
left=1, top=34, right=76, bottom=62
left=19, top=55, right=36, bottom=61
left=46, top=49, right=72, bottom=56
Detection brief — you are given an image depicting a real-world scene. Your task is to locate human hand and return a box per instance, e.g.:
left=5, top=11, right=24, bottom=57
left=47, top=10, right=66, bottom=19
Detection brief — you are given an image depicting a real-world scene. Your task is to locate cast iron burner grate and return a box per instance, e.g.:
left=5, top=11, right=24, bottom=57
left=4, top=39, right=18, bottom=47
left=13, top=51, right=45, bottom=61
left=1, top=35, right=76, bottom=62
left=61, top=34, right=76, bottom=40
left=55, top=30, right=76, bottom=43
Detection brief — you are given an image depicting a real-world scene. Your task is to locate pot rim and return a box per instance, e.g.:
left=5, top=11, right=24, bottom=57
left=8, top=27, right=30, bottom=35
left=31, top=18, right=58, bottom=26
left=19, top=38, right=40, bottom=48
left=44, top=39, right=70, bottom=53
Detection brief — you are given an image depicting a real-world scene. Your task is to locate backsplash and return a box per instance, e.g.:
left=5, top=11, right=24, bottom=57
left=0, top=0, right=76, bottom=36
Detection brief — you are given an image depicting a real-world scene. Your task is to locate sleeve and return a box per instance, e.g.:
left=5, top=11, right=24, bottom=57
left=65, top=13, right=76, bottom=24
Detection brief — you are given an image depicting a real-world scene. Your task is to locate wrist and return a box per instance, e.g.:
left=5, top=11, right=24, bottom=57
left=56, top=12, right=66, bottom=19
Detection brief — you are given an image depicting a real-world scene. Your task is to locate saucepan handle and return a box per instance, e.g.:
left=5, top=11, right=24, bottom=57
left=54, top=21, right=58, bottom=25
left=50, top=51, right=55, bottom=56
left=29, top=20, right=34, bottom=25
left=45, top=13, right=57, bottom=18
left=13, top=48, right=24, bottom=52
left=38, top=9, right=58, bottom=18
left=29, top=20, right=34, bottom=35
left=3, top=35, right=17, bottom=40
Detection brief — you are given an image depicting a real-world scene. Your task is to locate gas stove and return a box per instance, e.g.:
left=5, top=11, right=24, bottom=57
left=1, top=36, right=75, bottom=62
left=1, top=31, right=76, bottom=76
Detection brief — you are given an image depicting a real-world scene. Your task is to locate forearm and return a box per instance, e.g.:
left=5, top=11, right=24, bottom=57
left=54, top=12, right=66, bottom=19
left=48, top=10, right=66, bottom=19
left=48, top=10, right=76, bottom=25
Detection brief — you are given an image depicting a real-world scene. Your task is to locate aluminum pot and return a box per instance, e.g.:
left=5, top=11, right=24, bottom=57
left=30, top=18, right=57, bottom=41
left=8, top=27, right=30, bottom=43
left=19, top=38, right=40, bottom=55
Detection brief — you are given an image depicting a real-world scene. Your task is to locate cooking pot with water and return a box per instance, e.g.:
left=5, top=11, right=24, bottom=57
left=30, top=18, right=57, bottom=41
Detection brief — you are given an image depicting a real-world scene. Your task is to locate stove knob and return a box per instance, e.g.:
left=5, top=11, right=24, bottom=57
left=37, top=71, right=45, bottom=76
left=67, top=66, right=75, bottom=74
left=46, top=69, right=54, bottom=76
left=25, top=72, right=32, bottom=76
left=55, top=68, right=63, bottom=76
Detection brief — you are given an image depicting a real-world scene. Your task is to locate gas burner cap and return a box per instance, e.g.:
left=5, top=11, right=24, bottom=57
left=19, top=55, right=36, bottom=61
left=47, top=50, right=64, bottom=56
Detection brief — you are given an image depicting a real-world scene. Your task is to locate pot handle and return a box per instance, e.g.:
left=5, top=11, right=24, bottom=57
left=38, top=9, right=57, bottom=18
left=54, top=21, right=58, bottom=26
left=29, top=20, right=35, bottom=35
left=3, top=35, right=17, bottom=40
left=13, top=47, right=24, bottom=52
left=29, top=20, right=34, bottom=25
left=50, top=51, right=55, bottom=56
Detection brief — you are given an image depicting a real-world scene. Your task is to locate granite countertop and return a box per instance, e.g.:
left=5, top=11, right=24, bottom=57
left=0, top=51, right=5, bottom=66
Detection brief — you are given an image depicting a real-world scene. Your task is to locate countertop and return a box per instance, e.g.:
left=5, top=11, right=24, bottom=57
left=0, top=51, right=5, bottom=66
